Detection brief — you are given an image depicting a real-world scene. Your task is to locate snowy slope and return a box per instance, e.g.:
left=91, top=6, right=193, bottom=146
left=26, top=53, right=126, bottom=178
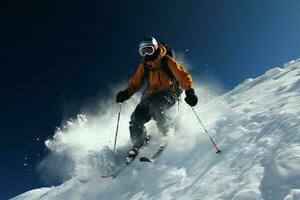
left=11, top=59, right=300, bottom=200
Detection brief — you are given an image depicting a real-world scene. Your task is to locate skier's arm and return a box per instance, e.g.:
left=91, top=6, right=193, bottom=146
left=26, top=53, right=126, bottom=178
left=167, top=56, right=193, bottom=90
left=126, top=64, right=145, bottom=97
left=167, top=56, right=198, bottom=106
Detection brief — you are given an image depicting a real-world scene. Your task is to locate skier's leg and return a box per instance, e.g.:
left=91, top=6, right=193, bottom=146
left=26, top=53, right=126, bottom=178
left=129, top=100, right=151, bottom=148
left=149, top=91, right=176, bottom=137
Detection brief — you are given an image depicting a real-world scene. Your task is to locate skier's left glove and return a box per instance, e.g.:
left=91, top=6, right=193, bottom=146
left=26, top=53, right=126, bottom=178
left=184, top=89, right=198, bottom=107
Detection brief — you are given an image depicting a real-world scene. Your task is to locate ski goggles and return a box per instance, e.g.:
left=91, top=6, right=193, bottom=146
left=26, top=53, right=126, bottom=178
left=139, top=45, right=156, bottom=57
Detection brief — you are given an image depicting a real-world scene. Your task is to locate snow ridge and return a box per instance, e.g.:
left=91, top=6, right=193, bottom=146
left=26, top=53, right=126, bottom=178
left=11, top=59, right=300, bottom=200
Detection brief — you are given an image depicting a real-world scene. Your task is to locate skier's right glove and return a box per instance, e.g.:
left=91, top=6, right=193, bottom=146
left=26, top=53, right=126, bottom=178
left=116, top=90, right=129, bottom=103
left=184, top=89, right=198, bottom=107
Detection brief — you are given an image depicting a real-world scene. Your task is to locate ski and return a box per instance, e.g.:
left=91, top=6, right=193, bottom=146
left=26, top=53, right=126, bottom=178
left=101, top=164, right=129, bottom=179
left=101, top=148, right=139, bottom=179
left=101, top=148, right=138, bottom=179
left=139, top=144, right=167, bottom=163
left=101, top=135, right=152, bottom=179
left=102, top=143, right=167, bottom=179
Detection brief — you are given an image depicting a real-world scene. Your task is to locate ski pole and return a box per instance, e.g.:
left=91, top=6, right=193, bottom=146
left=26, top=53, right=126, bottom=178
left=191, top=107, right=221, bottom=154
left=113, top=103, right=122, bottom=152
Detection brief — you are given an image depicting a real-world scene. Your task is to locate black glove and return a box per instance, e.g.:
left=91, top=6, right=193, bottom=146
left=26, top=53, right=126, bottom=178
left=116, top=90, right=129, bottom=103
left=184, top=89, right=198, bottom=107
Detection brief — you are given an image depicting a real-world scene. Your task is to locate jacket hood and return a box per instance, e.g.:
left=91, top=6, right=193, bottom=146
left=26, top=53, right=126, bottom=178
left=156, top=43, right=167, bottom=59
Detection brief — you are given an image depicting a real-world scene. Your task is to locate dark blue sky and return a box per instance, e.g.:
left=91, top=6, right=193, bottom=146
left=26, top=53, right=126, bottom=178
left=1, top=0, right=300, bottom=199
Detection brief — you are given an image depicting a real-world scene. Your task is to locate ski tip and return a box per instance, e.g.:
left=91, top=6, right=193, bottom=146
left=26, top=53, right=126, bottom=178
left=101, top=175, right=115, bottom=179
left=77, top=178, right=89, bottom=183
left=216, top=149, right=222, bottom=155
left=139, top=156, right=153, bottom=162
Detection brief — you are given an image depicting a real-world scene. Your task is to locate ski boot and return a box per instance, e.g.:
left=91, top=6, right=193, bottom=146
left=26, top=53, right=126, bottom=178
left=125, top=135, right=151, bottom=164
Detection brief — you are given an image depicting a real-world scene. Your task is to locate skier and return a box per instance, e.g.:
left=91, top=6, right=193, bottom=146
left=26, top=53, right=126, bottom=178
left=116, top=36, right=198, bottom=162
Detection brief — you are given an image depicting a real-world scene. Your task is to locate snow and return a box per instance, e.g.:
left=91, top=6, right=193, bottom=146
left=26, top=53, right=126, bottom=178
left=11, top=59, right=300, bottom=200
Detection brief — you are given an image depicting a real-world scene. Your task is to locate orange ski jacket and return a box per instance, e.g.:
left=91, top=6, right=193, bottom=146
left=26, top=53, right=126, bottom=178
left=126, top=43, right=194, bottom=97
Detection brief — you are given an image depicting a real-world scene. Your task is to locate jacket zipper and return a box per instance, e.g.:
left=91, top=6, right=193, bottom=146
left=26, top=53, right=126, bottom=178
left=157, top=71, right=162, bottom=85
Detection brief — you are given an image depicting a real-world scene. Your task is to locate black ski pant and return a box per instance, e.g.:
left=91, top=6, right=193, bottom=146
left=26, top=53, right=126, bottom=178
left=129, top=90, right=177, bottom=147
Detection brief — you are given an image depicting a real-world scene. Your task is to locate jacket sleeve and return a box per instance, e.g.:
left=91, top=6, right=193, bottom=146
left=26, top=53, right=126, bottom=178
left=126, top=63, right=145, bottom=97
left=167, top=56, right=194, bottom=90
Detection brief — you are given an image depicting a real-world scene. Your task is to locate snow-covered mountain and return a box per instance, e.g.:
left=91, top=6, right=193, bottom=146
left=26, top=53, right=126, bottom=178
left=12, top=59, right=300, bottom=200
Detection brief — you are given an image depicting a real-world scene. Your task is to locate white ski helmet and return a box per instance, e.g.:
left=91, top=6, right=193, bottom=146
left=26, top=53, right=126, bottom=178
left=138, top=36, right=159, bottom=56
